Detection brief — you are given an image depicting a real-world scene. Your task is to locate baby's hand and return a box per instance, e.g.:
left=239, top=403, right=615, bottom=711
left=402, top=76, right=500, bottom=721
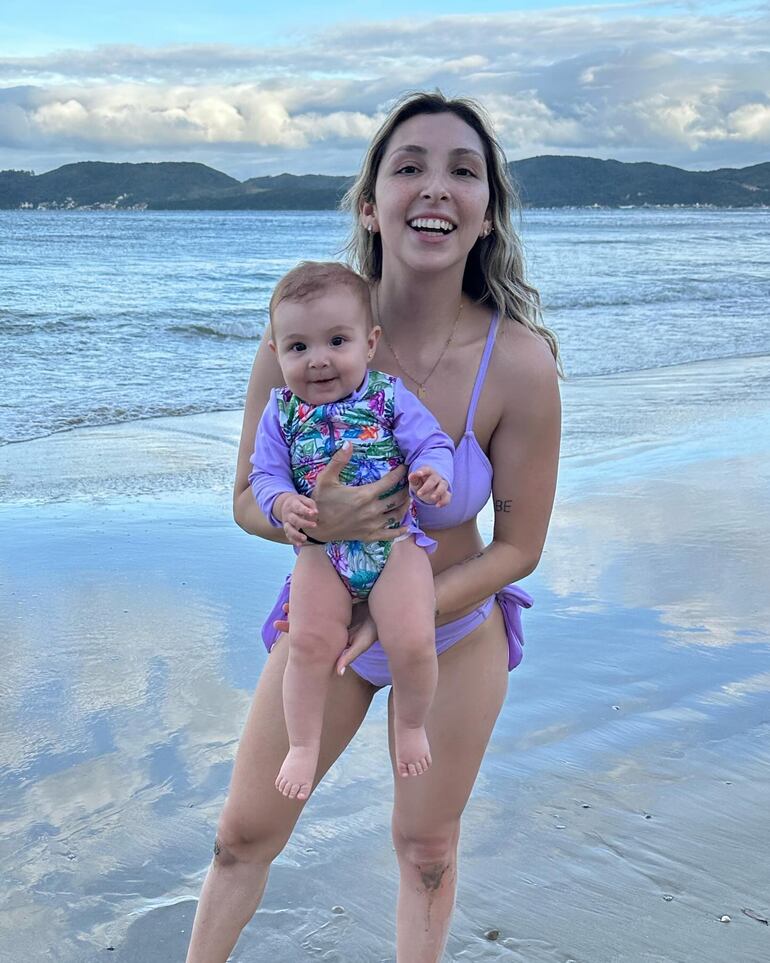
left=274, top=492, right=319, bottom=546
left=408, top=467, right=451, bottom=508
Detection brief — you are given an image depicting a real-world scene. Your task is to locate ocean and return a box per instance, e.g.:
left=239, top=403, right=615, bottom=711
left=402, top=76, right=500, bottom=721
left=2, top=207, right=769, bottom=448
left=2, top=208, right=770, bottom=961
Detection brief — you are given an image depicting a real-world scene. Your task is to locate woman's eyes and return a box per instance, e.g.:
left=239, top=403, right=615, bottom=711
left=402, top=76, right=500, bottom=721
left=394, top=163, right=477, bottom=178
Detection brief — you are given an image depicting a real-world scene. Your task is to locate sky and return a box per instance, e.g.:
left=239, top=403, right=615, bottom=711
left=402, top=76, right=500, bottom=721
left=1, top=0, right=768, bottom=179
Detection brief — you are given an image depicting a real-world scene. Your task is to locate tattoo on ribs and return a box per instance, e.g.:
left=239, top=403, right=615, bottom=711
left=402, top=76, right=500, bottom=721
left=494, top=499, right=512, bottom=513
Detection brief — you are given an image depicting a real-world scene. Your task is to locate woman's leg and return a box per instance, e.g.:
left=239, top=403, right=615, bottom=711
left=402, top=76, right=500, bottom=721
left=389, top=604, right=509, bottom=963
left=185, top=634, right=375, bottom=963
left=368, top=538, right=437, bottom=777
left=278, top=545, right=352, bottom=799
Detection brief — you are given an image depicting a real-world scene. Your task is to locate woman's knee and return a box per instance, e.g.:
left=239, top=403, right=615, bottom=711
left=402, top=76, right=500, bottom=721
left=214, top=803, right=291, bottom=867
left=392, top=819, right=461, bottom=869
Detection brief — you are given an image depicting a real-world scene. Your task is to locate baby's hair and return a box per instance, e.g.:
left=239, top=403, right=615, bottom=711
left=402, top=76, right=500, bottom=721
left=269, top=261, right=372, bottom=338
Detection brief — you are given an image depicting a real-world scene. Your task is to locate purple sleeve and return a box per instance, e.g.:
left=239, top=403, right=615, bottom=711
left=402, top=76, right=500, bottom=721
left=248, top=391, right=296, bottom=527
left=392, top=378, right=454, bottom=492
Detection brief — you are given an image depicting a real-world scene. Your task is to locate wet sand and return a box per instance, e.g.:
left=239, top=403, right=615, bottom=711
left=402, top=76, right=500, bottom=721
left=1, top=357, right=769, bottom=962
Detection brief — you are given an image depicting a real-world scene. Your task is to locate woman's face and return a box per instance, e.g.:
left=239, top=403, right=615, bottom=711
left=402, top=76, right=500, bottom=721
left=369, top=111, right=491, bottom=276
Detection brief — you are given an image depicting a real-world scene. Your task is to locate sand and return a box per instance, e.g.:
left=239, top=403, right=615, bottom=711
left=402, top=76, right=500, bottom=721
left=1, top=358, right=769, bottom=962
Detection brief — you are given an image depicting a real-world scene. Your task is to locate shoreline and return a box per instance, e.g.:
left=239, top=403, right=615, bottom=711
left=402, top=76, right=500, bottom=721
left=1, top=364, right=769, bottom=961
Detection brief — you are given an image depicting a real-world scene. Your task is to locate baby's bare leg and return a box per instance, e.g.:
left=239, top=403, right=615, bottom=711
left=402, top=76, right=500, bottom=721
left=278, top=545, right=352, bottom=800
left=368, top=537, right=437, bottom=778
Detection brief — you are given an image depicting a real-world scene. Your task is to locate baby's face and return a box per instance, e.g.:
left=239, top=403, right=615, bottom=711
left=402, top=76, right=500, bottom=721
left=270, top=287, right=379, bottom=405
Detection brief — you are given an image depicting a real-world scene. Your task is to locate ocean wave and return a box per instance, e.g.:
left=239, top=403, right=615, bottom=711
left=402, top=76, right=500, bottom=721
left=543, top=287, right=728, bottom=312
left=565, top=348, right=770, bottom=382
left=0, top=311, right=104, bottom=334
left=0, top=401, right=237, bottom=447
left=169, top=321, right=265, bottom=340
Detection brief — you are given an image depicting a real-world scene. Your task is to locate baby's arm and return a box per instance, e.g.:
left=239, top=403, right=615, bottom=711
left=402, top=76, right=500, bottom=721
left=273, top=492, right=319, bottom=546
left=408, top=466, right=451, bottom=507
left=392, top=379, right=454, bottom=506
left=249, top=391, right=318, bottom=541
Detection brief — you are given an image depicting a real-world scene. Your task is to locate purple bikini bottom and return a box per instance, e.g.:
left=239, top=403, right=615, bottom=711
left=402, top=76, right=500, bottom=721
left=261, top=578, right=533, bottom=688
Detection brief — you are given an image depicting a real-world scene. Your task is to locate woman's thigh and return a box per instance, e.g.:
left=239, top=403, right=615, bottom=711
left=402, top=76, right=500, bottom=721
left=220, top=635, right=376, bottom=849
left=389, top=603, right=509, bottom=836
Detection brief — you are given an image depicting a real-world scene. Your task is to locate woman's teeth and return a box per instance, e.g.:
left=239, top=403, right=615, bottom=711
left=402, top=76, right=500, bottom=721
left=409, top=218, right=456, bottom=234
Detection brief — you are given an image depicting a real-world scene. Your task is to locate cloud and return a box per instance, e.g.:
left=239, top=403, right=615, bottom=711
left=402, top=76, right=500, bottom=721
left=0, top=5, right=768, bottom=175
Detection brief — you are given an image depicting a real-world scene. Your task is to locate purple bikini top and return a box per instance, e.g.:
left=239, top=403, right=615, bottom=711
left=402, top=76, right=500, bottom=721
left=416, top=312, right=498, bottom=531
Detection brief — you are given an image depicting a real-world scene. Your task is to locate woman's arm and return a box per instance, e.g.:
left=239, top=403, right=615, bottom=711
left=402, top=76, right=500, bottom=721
left=233, top=338, right=412, bottom=542
left=433, top=332, right=561, bottom=622
left=233, top=337, right=293, bottom=540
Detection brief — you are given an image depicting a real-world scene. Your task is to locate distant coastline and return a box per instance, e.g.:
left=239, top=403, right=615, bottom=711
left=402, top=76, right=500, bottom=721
left=1, top=156, right=769, bottom=210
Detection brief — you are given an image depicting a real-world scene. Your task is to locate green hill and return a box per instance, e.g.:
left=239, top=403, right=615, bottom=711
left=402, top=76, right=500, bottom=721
left=1, top=157, right=768, bottom=210
left=508, top=156, right=770, bottom=207
left=0, top=161, right=238, bottom=208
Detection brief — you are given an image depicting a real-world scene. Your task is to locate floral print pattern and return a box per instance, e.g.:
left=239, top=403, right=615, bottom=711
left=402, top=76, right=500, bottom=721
left=276, top=370, right=414, bottom=601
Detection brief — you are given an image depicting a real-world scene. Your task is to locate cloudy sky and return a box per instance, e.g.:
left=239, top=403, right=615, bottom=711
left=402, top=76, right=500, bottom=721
left=1, top=0, right=768, bottom=179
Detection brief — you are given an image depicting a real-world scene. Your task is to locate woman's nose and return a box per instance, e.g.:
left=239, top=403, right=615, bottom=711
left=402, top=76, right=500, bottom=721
left=421, top=172, right=450, bottom=201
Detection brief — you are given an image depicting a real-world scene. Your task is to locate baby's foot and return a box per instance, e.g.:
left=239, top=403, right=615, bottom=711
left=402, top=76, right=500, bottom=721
left=394, top=721, right=432, bottom=778
left=275, top=747, right=318, bottom=800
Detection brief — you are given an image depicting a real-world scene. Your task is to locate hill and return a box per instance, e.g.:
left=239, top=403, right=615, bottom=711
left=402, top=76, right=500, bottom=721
left=0, top=162, right=238, bottom=209
left=1, top=157, right=768, bottom=210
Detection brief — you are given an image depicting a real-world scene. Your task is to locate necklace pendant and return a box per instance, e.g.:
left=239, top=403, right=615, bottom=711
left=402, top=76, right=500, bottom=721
left=417, top=385, right=426, bottom=400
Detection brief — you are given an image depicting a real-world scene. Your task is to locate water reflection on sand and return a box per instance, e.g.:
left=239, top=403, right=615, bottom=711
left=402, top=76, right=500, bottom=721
left=1, top=359, right=769, bottom=961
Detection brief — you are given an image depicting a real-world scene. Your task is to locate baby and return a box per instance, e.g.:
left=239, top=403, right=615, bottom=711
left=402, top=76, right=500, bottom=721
left=249, top=261, right=454, bottom=801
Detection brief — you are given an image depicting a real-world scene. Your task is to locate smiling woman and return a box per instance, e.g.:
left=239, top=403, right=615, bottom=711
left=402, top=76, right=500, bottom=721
left=184, top=91, right=561, bottom=963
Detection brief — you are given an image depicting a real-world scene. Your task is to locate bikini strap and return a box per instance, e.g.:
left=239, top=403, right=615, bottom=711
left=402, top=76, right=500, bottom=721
left=465, top=311, right=499, bottom=433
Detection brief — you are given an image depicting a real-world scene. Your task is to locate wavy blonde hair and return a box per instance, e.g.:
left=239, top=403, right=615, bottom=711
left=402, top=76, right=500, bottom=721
left=341, top=91, right=561, bottom=373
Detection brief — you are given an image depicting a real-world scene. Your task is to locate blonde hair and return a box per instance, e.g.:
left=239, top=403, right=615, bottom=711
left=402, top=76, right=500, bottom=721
left=269, top=260, right=372, bottom=337
left=341, top=91, right=561, bottom=373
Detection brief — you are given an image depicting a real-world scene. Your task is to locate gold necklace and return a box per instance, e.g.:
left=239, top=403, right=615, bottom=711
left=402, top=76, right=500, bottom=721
left=374, top=286, right=462, bottom=400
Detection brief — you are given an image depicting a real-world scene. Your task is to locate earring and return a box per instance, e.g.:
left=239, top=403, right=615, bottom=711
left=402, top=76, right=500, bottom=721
left=366, top=223, right=373, bottom=234
left=481, top=222, right=493, bottom=238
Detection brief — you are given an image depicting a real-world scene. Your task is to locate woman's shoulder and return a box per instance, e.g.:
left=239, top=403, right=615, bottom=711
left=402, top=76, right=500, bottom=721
left=492, top=317, right=558, bottom=390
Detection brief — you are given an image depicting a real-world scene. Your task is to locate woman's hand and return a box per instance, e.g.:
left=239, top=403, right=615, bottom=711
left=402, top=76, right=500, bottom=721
left=272, top=600, right=379, bottom=675
left=311, top=442, right=410, bottom=542
left=335, top=606, right=379, bottom=676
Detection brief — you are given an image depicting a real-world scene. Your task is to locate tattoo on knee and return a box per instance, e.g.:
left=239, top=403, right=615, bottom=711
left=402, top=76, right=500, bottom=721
left=419, top=862, right=450, bottom=893
left=213, top=836, right=237, bottom=867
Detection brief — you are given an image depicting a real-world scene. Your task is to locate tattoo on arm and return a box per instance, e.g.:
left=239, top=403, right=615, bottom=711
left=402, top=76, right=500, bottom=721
left=436, top=550, right=485, bottom=618
left=494, top=499, right=512, bottom=513
left=462, top=551, right=484, bottom=565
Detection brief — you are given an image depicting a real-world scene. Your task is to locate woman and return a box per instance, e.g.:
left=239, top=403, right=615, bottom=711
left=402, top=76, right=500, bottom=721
left=186, top=91, right=561, bottom=962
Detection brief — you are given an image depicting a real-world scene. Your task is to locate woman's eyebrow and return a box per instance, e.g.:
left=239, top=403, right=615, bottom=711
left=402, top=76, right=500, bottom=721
left=390, top=145, right=427, bottom=156
left=451, top=147, right=484, bottom=160
left=389, top=145, right=484, bottom=161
